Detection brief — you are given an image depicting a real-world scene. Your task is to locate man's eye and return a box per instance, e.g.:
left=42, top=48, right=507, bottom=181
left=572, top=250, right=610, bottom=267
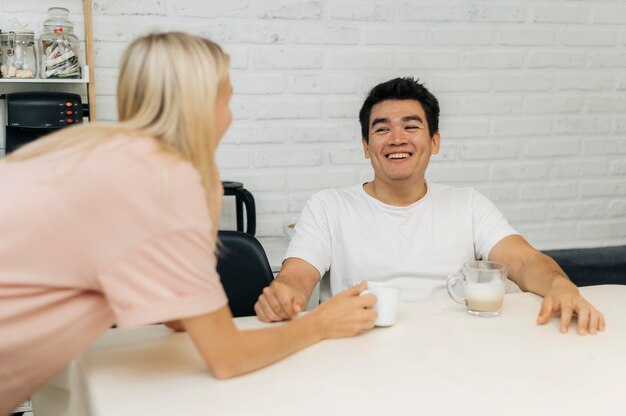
left=375, top=128, right=389, bottom=133
left=405, top=126, right=420, bottom=130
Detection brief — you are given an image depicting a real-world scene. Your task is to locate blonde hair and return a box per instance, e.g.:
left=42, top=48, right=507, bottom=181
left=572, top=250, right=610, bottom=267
left=8, top=32, right=230, bottom=240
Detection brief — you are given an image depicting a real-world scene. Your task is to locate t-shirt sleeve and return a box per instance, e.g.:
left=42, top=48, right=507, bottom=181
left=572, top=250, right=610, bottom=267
left=284, top=194, right=332, bottom=280
left=471, top=189, right=519, bottom=261
left=98, top=226, right=227, bottom=328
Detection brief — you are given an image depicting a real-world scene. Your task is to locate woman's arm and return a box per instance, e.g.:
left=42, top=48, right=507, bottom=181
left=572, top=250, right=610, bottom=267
left=181, top=282, right=376, bottom=379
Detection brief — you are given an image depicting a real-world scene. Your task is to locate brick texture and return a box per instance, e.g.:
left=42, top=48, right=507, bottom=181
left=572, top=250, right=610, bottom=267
left=2, top=0, right=625, bottom=249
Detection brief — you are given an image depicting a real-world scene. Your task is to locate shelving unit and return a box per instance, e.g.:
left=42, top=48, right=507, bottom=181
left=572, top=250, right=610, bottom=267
left=0, top=0, right=95, bottom=106
left=0, top=65, right=92, bottom=159
left=0, top=65, right=90, bottom=101
left=1, top=0, right=95, bottom=164
left=0, top=66, right=89, bottom=84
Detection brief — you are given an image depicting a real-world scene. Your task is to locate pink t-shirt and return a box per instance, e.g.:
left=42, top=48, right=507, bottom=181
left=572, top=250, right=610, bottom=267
left=0, top=134, right=228, bottom=414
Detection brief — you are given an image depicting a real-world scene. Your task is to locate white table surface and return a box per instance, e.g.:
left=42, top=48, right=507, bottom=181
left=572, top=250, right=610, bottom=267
left=33, top=285, right=626, bottom=416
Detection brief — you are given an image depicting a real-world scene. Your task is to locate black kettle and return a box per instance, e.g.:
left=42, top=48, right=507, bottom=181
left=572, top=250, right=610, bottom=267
left=222, top=181, right=256, bottom=236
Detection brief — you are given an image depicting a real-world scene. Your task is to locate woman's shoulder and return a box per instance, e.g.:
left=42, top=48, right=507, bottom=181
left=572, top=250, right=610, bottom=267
left=72, top=132, right=202, bottom=211
left=93, top=133, right=194, bottom=178
left=86, top=133, right=208, bottom=223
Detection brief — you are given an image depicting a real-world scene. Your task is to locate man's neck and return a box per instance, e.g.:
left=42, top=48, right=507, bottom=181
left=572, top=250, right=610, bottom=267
left=363, top=177, right=428, bottom=206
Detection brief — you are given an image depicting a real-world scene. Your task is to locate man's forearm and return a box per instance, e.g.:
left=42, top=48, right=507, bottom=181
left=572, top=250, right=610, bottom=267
left=274, top=258, right=322, bottom=302
left=489, top=235, right=577, bottom=297
left=275, top=271, right=317, bottom=300
left=489, top=235, right=603, bottom=334
left=515, top=252, right=575, bottom=297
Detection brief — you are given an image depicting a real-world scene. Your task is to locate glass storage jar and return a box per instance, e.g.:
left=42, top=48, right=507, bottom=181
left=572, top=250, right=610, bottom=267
left=0, top=30, right=37, bottom=78
left=40, top=7, right=82, bottom=78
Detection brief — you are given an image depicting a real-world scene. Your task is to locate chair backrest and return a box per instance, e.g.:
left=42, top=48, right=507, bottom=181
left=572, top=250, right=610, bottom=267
left=543, top=245, right=626, bottom=287
left=216, top=230, right=274, bottom=317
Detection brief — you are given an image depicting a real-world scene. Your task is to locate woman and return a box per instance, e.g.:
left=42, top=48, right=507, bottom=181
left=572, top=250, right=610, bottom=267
left=0, top=32, right=376, bottom=415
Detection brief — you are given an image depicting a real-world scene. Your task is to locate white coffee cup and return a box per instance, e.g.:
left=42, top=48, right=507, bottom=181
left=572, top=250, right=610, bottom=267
left=446, top=261, right=507, bottom=317
left=362, top=282, right=401, bottom=327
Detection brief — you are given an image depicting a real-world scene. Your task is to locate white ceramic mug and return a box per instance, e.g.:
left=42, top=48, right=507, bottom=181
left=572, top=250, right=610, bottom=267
left=362, top=282, right=401, bottom=327
left=446, top=261, right=506, bottom=317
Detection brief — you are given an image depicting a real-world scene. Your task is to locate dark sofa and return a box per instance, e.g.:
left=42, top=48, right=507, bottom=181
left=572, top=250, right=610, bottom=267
left=542, top=245, right=626, bottom=287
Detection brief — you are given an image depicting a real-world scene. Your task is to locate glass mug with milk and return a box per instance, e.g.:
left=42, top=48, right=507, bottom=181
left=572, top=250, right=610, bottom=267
left=446, top=261, right=506, bottom=317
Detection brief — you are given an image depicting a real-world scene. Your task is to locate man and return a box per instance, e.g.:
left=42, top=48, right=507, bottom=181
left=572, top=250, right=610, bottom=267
left=255, top=77, right=604, bottom=335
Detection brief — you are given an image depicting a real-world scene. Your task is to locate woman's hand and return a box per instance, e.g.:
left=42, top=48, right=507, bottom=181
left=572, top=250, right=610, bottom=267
left=306, top=281, right=377, bottom=339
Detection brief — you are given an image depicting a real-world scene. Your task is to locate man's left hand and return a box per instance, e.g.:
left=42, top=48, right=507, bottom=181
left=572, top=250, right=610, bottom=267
left=536, top=280, right=605, bottom=335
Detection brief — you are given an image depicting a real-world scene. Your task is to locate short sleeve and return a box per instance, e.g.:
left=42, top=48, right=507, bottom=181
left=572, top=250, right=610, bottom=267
left=471, top=189, right=519, bottom=261
left=98, top=227, right=227, bottom=328
left=284, top=193, right=332, bottom=280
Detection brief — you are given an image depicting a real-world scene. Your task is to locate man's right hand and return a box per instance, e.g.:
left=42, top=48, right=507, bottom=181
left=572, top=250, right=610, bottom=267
left=255, top=280, right=308, bottom=322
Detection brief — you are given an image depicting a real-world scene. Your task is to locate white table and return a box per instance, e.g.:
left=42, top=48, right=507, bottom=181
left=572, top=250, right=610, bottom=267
left=33, top=285, right=626, bottom=416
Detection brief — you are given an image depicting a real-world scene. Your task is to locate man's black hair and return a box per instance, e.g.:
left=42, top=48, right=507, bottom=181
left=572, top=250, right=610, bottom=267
left=358, top=77, right=440, bottom=142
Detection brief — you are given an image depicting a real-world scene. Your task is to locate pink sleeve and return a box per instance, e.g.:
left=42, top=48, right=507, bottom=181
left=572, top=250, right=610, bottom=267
left=98, top=227, right=228, bottom=328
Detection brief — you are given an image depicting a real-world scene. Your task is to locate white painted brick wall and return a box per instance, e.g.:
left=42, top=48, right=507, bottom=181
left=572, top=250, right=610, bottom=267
left=329, top=2, right=395, bottom=22
left=291, top=25, right=358, bottom=45
left=490, top=162, right=551, bottom=182
left=498, top=29, right=556, bottom=46
left=532, top=6, right=587, bottom=24
left=254, top=148, right=322, bottom=168
left=549, top=201, right=607, bottom=220
left=555, top=117, right=612, bottom=134
left=501, top=203, right=547, bottom=223
left=524, top=138, right=580, bottom=158
left=3, top=0, right=626, bottom=251
left=608, top=200, right=626, bottom=217
left=527, top=51, right=585, bottom=69
left=255, top=0, right=323, bottom=20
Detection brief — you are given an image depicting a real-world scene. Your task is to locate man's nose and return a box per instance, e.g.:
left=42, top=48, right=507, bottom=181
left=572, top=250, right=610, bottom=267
left=389, top=128, right=408, bottom=144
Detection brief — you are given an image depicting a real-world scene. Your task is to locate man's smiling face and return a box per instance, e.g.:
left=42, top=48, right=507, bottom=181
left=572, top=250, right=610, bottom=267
left=362, top=99, right=440, bottom=185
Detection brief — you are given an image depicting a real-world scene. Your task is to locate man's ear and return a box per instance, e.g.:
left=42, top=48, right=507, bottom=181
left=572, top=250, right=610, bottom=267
left=430, top=132, right=441, bottom=155
left=362, top=138, right=370, bottom=159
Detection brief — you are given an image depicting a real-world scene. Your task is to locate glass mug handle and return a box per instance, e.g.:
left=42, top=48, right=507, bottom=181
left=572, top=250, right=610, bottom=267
left=446, top=272, right=466, bottom=305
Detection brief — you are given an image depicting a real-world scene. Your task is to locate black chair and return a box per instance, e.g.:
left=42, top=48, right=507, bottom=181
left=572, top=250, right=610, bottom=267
left=543, top=245, right=626, bottom=287
left=216, top=230, right=274, bottom=317
left=222, top=181, right=256, bottom=236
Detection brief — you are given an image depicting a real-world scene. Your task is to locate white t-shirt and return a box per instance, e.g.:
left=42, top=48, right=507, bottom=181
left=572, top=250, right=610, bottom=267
left=285, top=182, right=519, bottom=301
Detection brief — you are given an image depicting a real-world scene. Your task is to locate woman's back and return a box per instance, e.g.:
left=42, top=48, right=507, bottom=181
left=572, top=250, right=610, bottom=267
left=0, top=133, right=227, bottom=414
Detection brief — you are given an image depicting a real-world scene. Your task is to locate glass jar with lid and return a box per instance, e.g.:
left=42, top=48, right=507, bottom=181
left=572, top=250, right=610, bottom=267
left=0, top=30, right=37, bottom=78
left=40, top=7, right=82, bottom=78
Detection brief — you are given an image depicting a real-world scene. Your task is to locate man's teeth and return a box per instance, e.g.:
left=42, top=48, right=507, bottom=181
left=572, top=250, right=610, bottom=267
left=387, top=153, right=410, bottom=159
